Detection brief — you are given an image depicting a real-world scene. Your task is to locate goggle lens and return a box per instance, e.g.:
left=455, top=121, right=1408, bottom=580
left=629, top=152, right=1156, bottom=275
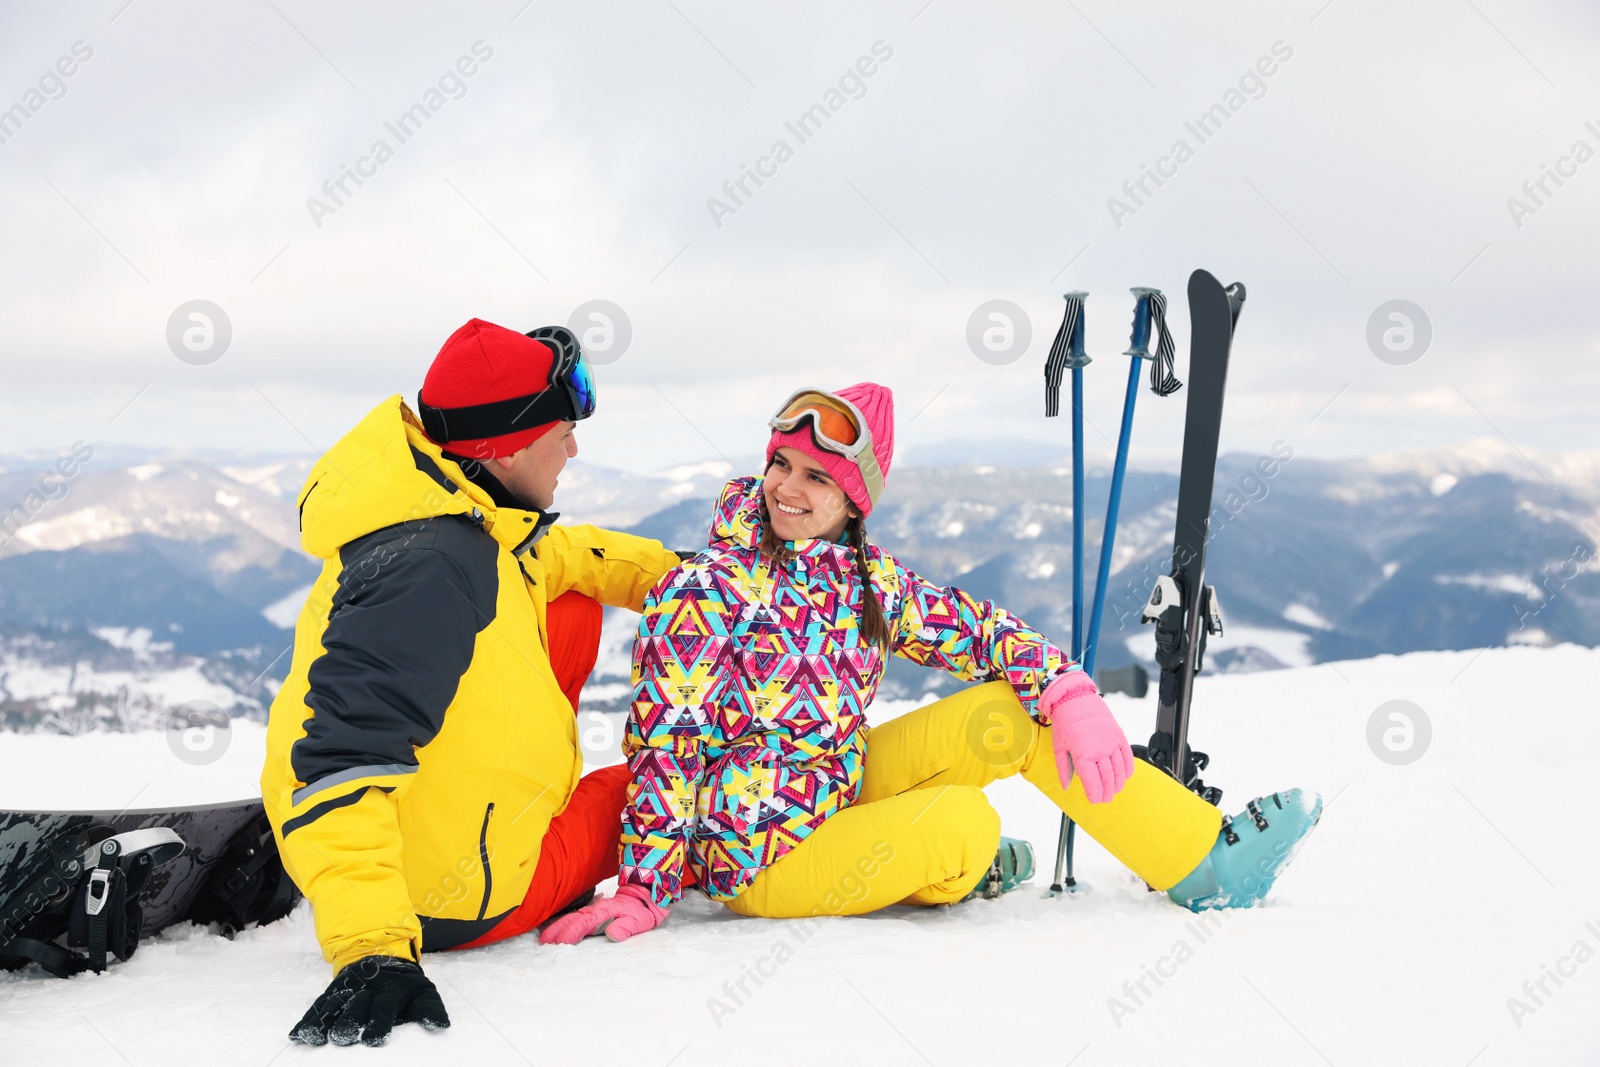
left=565, top=351, right=596, bottom=417
left=777, top=392, right=860, bottom=447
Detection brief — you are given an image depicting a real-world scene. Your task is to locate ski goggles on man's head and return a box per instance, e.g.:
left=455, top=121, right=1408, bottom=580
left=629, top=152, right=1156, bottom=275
left=768, top=387, right=885, bottom=505
left=418, top=325, right=595, bottom=447
left=525, top=325, right=596, bottom=422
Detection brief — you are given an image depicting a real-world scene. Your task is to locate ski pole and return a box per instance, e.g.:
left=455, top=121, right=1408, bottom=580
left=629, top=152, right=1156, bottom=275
left=1083, top=287, right=1173, bottom=676
left=1042, top=292, right=1090, bottom=895
left=1064, top=293, right=1092, bottom=662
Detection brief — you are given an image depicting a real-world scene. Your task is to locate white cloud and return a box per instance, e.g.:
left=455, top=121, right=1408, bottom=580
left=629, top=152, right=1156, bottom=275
left=1, top=1, right=1597, bottom=472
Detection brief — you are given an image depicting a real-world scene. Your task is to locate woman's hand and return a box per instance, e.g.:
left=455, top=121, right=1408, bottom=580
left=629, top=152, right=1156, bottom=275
left=1039, top=672, right=1134, bottom=804
left=539, top=885, right=670, bottom=945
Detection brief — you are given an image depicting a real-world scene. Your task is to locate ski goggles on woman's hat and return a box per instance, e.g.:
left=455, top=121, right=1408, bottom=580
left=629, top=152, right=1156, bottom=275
left=768, top=387, right=885, bottom=506
left=417, top=325, right=595, bottom=445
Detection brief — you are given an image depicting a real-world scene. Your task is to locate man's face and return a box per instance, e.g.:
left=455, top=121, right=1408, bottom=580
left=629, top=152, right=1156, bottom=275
left=490, top=421, right=577, bottom=511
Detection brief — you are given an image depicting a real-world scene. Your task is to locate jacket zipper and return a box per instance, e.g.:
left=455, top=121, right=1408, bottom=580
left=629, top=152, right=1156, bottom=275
left=475, top=802, right=495, bottom=921
left=296, top=480, right=318, bottom=530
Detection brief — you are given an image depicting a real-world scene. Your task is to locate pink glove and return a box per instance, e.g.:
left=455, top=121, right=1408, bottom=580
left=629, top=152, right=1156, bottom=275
left=539, top=885, right=669, bottom=946
left=1038, top=671, right=1134, bottom=804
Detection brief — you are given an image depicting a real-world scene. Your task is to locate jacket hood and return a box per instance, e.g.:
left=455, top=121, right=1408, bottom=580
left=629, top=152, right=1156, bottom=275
left=708, top=476, right=856, bottom=564
left=297, top=395, right=544, bottom=559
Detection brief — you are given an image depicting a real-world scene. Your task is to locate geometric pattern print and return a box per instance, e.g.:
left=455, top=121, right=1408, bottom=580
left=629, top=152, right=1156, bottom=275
left=618, top=477, right=1079, bottom=909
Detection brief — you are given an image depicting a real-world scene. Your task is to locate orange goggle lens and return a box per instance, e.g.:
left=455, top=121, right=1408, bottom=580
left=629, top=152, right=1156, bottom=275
left=775, top=392, right=862, bottom=447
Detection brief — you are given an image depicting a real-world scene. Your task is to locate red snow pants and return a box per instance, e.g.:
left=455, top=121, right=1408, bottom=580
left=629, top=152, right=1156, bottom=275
left=451, top=591, right=632, bottom=951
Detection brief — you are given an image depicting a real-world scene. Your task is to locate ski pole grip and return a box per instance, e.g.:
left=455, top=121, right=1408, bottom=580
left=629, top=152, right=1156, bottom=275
left=1124, top=287, right=1160, bottom=361
left=1061, top=291, right=1091, bottom=369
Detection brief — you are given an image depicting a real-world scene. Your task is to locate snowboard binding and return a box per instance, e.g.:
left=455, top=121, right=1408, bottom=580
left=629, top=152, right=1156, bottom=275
left=186, top=811, right=302, bottom=937
left=0, top=825, right=184, bottom=977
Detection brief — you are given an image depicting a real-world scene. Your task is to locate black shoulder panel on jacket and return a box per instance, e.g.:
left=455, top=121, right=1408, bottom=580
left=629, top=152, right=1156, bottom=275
left=410, top=445, right=460, bottom=497
left=291, top=516, right=499, bottom=790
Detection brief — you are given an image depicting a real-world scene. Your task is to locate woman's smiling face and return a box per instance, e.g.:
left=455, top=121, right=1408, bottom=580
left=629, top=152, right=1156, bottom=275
left=762, top=446, right=858, bottom=542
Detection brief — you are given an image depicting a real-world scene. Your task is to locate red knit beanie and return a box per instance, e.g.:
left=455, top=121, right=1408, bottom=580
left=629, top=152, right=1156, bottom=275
left=418, top=319, right=560, bottom=459
left=765, top=383, right=895, bottom=518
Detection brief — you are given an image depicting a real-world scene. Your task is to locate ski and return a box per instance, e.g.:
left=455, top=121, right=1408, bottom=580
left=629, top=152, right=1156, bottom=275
left=1140, top=269, right=1245, bottom=802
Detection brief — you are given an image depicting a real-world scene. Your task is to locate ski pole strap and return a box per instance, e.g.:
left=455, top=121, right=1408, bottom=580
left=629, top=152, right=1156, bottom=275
left=1147, top=292, right=1181, bottom=397
left=1043, top=291, right=1090, bottom=417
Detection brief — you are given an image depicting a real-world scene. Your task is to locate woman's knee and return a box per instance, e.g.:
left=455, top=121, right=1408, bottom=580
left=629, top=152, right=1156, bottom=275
left=891, top=786, right=1001, bottom=903
left=919, top=784, right=1002, bottom=856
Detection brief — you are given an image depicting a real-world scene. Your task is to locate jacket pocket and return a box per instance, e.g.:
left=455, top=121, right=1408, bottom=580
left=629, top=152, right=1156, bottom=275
left=475, top=802, right=495, bottom=921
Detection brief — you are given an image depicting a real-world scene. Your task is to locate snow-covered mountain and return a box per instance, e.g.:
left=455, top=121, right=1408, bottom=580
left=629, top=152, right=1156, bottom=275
left=0, top=457, right=316, bottom=639
left=2, top=438, right=1597, bottom=731
left=625, top=437, right=1600, bottom=675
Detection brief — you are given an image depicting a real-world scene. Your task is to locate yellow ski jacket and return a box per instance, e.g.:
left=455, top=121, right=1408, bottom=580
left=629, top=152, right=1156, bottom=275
left=261, top=396, right=680, bottom=972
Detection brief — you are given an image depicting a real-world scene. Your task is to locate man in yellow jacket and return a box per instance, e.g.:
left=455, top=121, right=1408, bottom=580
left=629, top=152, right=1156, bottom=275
left=262, top=319, right=683, bottom=1047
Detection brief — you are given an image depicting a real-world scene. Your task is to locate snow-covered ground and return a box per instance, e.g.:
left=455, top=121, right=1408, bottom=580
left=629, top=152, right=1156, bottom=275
left=3, top=646, right=1598, bottom=1065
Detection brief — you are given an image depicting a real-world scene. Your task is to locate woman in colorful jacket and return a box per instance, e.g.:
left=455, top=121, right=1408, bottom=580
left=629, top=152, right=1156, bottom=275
left=545, top=384, right=1321, bottom=941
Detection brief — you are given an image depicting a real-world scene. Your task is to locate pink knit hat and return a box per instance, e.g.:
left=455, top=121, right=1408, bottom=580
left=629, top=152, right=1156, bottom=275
left=765, top=383, right=895, bottom=518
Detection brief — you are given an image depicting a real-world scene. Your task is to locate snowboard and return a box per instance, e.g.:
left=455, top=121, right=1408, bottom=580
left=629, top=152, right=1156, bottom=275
left=1141, top=269, right=1245, bottom=801
left=0, top=798, right=266, bottom=937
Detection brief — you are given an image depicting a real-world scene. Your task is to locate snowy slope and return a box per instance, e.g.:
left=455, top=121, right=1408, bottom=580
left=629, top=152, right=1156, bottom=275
left=2, top=646, right=1598, bottom=1065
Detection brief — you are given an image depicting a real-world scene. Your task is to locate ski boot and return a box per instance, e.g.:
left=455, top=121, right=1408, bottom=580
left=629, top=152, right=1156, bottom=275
left=963, top=837, right=1036, bottom=901
left=1166, top=788, right=1322, bottom=912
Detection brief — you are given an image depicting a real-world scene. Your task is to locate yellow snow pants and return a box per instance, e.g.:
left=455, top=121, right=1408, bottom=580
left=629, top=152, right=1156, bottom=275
left=725, top=680, right=1222, bottom=918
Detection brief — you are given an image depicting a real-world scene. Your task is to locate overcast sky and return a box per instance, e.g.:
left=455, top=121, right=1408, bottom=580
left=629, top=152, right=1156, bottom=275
left=1, top=0, right=1596, bottom=474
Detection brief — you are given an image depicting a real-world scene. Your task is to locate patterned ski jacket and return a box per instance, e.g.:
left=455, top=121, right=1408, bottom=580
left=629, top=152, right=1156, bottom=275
left=618, top=476, right=1080, bottom=908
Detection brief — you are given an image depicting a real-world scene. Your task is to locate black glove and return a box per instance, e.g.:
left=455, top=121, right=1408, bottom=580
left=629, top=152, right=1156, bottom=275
left=289, top=954, right=451, bottom=1047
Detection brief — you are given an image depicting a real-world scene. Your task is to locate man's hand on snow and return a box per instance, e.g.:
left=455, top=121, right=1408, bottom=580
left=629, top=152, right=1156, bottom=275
left=1039, top=671, right=1134, bottom=804
left=539, top=884, right=669, bottom=945
left=289, top=954, right=450, bottom=1047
